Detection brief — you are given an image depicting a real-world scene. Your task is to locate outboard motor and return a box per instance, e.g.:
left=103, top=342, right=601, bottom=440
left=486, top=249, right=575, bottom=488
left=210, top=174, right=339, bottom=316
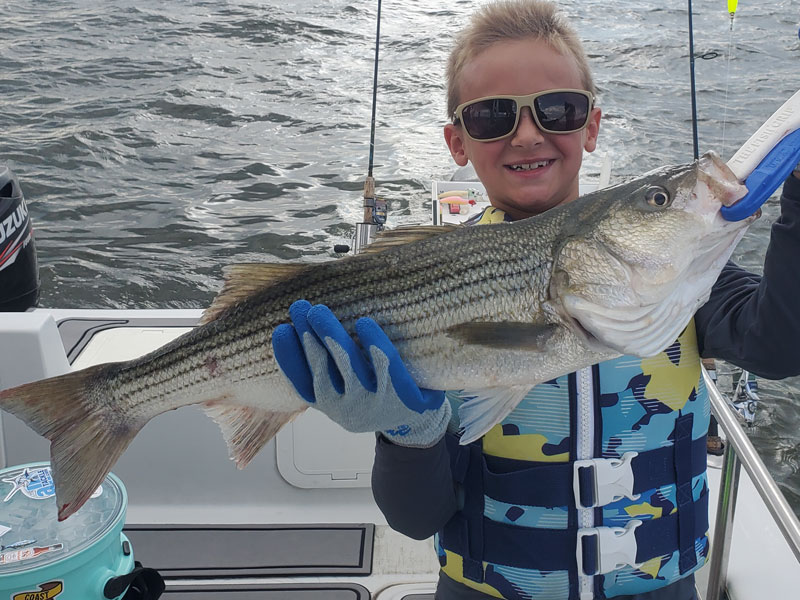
left=0, top=166, right=39, bottom=311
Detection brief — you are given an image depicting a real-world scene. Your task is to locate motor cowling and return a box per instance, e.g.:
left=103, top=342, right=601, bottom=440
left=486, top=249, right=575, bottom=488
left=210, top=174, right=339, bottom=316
left=0, top=166, right=39, bottom=311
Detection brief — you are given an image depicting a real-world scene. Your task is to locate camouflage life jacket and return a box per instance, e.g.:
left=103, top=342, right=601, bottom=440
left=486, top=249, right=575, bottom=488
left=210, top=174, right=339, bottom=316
left=436, top=206, right=710, bottom=599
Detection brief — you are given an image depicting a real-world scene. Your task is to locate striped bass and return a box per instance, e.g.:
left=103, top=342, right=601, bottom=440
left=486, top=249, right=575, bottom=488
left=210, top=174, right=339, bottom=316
left=0, top=151, right=756, bottom=520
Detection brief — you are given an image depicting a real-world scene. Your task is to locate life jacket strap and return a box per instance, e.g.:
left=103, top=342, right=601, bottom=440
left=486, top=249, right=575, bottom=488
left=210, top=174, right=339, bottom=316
left=674, top=413, right=698, bottom=574
left=440, top=491, right=709, bottom=575
left=457, top=439, right=487, bottom=583
left=574, top=451, right=638, bottom=509
left=445, top=434, right=707, bottom=509
left=577, top=518, right=642, bottom=576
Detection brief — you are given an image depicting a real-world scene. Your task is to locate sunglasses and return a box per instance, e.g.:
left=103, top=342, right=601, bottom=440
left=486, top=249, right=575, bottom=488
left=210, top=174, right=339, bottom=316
left=453, top=89, right=595, bottom=142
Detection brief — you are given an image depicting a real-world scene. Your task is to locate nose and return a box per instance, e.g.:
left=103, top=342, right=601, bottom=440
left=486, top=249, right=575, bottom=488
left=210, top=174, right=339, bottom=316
left=511, top=107, right=545, bottom=146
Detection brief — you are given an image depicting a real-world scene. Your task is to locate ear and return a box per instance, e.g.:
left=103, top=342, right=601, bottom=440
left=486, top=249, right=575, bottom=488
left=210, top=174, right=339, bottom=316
left=582, top=107, right=602, bottom=153
left=444, top=123, right=470, bottom=167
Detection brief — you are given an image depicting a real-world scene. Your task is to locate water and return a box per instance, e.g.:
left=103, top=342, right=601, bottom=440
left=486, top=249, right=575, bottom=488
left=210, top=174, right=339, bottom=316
left=2, top=1, right=799, bottom=512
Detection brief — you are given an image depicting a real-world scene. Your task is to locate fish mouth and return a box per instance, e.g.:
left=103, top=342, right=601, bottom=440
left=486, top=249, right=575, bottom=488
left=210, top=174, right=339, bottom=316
left=697, top=151, right=748, bottom=208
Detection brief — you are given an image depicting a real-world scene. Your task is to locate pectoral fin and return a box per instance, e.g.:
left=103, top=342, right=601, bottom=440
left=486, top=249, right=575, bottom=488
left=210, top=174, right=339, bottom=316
left=447, top=322, right=557, bottom=351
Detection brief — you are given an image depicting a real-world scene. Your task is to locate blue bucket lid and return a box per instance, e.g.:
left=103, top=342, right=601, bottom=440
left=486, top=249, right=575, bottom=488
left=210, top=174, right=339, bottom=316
left=0, top=462, right=126, bottom=574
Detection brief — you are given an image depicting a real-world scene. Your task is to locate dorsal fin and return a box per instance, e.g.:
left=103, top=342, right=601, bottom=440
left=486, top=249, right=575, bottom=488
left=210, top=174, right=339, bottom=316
left=200, top=263, right=308, bottom=324
left=360, top=224, right=459, bottom=254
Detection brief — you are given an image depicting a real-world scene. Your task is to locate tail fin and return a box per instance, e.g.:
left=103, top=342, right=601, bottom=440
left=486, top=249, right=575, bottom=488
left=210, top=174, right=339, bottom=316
left=0, top=365, right=143, bottom=521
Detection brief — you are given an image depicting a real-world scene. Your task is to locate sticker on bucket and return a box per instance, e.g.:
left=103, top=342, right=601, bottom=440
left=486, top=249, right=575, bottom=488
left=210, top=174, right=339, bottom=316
left=0, top=543, right=63, bottom=566
left=1, top=540, right=36, bottom=551
left=1, top=467, right=101, bottom=502
left=11, top=580, right=64, bottom=600
left=2, top=468, right=55, bottom=502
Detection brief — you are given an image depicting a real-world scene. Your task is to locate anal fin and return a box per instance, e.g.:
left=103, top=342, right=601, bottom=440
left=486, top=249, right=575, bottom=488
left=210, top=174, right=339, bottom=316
left=202, top=402, right=305, bottom=468
left=456, top=385, right=532, bottom=445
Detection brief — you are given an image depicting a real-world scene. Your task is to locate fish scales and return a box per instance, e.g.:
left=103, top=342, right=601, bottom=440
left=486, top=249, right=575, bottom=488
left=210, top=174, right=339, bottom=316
left=74, top=220, right=556, bottom=431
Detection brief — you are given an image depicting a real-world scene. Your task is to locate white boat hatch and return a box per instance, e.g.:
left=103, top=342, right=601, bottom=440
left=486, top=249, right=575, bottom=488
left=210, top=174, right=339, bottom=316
left=276, top=410, right=375, bottom=488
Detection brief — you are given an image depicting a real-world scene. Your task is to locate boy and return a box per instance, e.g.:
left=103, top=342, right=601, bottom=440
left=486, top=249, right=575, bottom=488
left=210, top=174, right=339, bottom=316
left=272, top=1, right=800, bottom=598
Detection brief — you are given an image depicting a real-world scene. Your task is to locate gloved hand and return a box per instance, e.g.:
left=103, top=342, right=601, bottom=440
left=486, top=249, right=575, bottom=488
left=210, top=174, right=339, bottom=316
left=272, top=300, right=451, bottom=448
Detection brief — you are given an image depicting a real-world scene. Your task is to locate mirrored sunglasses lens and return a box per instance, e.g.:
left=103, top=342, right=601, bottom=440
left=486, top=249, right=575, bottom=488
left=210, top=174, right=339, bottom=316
left=534, top=92, right=589, bottom=132
left=462, top=98, right=517, bottom=140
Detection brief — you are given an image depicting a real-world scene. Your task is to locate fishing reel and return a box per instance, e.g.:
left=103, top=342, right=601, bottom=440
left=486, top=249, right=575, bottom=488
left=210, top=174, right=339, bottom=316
left=730, top=369, right=759, bottom=426
left=335, top=180, right=388, bottom=255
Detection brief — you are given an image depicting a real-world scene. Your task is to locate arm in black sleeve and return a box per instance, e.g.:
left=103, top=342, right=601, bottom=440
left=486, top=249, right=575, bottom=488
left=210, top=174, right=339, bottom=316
left=371, top=433, right=458, bottom=540
left=696, top=174, right=800, bottom=379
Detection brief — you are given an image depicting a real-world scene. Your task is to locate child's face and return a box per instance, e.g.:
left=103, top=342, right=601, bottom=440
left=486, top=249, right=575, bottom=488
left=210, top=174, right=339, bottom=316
left=444, top=38, right=601, bottom=219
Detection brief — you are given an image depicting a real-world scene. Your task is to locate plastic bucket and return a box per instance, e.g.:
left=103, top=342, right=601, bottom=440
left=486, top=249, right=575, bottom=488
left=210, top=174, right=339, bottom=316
left=0, top=462, right=135, bottom=599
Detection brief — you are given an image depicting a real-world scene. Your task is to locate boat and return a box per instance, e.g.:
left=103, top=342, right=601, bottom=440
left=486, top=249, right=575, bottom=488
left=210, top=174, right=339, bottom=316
left=3, top=0, right=800, bottom=592
left=1, top=164, right=799, bottom=599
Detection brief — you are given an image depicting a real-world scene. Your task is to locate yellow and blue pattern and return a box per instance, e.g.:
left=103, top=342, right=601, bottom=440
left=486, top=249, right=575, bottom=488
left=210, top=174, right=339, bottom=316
left=439, top=324, right=709, bottom=599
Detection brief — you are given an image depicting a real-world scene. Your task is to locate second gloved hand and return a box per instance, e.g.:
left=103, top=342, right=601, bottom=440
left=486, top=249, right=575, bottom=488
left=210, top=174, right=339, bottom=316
left=272, top=300, right=451, bottom=448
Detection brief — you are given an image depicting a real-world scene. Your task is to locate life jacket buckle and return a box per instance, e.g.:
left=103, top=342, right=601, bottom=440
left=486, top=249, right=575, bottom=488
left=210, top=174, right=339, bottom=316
left=576, top=519, right=643, bottom=576
left=573, top=451, right=640, bottom=508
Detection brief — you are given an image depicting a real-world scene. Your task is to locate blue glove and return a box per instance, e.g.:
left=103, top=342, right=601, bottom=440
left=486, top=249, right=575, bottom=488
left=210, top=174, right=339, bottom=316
left=272, top=300, right=451, bottom=448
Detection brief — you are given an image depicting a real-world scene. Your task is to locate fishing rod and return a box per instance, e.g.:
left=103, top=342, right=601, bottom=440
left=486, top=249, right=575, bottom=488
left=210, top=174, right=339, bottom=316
left=687, top=0, right=739, bottom=162
left=366, top=0, right=382, bottom=183
left=353, top=0, right=387, bottom=254
left=687, top=0, right=700, bottom=161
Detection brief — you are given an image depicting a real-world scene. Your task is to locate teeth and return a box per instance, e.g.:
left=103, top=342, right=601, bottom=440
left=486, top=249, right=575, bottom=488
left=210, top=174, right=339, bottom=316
left=510, top=161, right=550, bottom=171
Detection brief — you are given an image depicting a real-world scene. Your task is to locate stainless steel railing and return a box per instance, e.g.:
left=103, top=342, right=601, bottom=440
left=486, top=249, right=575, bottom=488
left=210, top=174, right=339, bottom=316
left=703, top=367, right=800, bottom=600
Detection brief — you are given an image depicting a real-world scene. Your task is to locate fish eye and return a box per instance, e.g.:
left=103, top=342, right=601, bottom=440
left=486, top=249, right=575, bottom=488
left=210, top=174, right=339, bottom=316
left=645, top=186, right=671, bottom=207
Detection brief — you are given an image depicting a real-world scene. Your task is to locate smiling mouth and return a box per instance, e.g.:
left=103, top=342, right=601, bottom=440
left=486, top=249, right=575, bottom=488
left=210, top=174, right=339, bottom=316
left=508, top=160, right=553, bottom=171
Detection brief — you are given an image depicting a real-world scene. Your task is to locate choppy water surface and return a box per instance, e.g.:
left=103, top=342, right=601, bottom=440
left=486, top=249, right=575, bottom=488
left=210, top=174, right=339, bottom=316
left=2, top=1, right=800, bottom=512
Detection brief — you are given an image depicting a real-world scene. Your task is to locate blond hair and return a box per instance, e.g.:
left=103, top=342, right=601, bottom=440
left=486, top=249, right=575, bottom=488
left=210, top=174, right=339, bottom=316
left=446, top=0, right=596, bottom=120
